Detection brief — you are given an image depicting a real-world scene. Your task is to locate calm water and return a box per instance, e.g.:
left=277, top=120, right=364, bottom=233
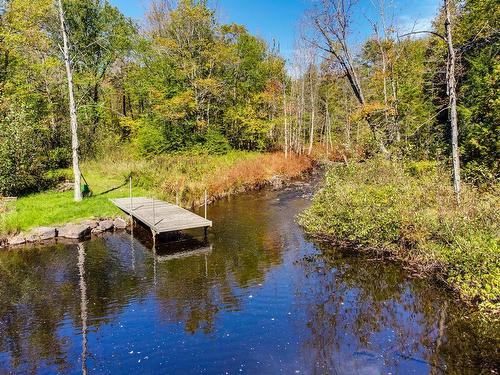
left=0, top=182, right=498, bottom=374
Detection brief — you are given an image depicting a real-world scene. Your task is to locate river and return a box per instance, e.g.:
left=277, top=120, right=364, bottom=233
left=0, top=180, right=498, bottom=374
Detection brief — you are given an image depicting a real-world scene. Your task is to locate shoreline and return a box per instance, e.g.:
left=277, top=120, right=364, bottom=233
left=2, top=217, right=131, bottom=249
left=298, top=160, right=500, bottom=321
left=0, top=158, right=315, bottom=249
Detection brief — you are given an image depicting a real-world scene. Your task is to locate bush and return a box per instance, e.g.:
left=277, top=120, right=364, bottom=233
left=203, top=129, right=231, bottom=155
left=47, top=147, right=71, bottom=169
left=0, top=110, right=49, bottom=196
left=43, top=169, right=73, bottom=187
left=136, top=121, right=169, bottom=156
left=136, top=117, right=194, bottom=156
left=405, top=160, right=437, bottom=177
left=299, top=159, right=499, bottom=314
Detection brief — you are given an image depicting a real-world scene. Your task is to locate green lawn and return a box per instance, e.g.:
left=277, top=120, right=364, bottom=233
left=1, top=169, right=150, bottom=235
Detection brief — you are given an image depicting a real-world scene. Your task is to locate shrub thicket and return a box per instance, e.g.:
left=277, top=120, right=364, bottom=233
left=299, top=159, right=499, bottom=314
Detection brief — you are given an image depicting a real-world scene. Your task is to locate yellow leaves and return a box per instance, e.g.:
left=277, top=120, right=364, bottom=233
left=152, top=89, right=196, bottom=122
left=207, top=40, right=237, bottom=66
left=352, top=102, right=394, bottom=121
left=3, top=0, right=54, bottom=52
left=155, top=37, right=179, bottom=52
left=372, top=69, right=388, bottom=81
left=194, top=77, right=222, bottom=98
left=118, top=117, right=141, bottom=136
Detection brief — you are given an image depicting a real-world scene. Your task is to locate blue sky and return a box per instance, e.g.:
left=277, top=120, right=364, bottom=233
left=110, top=0, right=440, bottom=61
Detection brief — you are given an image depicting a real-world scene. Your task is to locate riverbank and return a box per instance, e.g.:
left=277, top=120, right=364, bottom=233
left=299, top=159, right=499, bottom=318
left=2, top=172, right=497, bottom=373
left=1, top=150, right=312, bottom=245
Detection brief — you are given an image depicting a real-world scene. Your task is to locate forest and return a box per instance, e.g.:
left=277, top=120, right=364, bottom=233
left=0, top=0, right=498, bottom=313
left=0, top=0, right=498, bottom=194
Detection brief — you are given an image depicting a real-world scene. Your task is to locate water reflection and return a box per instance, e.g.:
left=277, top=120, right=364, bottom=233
left=77, top=243, right=88, bottom=375
left=297, top=251, right=498, bottom=374
left=0, top=187, right=498, bottom=374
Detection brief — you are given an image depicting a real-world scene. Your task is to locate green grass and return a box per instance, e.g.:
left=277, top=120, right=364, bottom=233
left=299, top=159, right=500, bottom=316
left=0, top=168, right=149, bottom=235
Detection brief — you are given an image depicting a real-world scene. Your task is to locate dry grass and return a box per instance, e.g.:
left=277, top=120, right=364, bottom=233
left=86, top=149, right=312, bottom=207
left=208, top=153, right=312, bottom=200
left=142, top=152, right=312, bottom=206
left=309, top=142, right=367, bottom=163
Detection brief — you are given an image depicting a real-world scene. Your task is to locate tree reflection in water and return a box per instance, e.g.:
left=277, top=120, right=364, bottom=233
left=0, top=188, right=498, bottom=374
left=77, top=243, right=88, bottom=375
left=296, top=248, right=499, bottom=374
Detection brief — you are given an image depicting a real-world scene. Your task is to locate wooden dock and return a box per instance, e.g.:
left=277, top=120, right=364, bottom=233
left=110, top=197, right=212, bottom=237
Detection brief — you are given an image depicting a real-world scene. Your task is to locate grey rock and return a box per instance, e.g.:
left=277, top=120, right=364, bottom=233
left=113, top=217, right=127, bottom=229
left=26, top=234, right=38, bottom=243
left=270, top=175, right=284, bottom=190
left=26, top=226, right=57, bottom=242
left=58, top=224, right=91, bottom=239
left=56, top=181, right=73, bottom=192
left=8, top=235, right=26, bottom=246
left=81, top=219, right=98, bottom=229
left=91, top=226, right=103, bottom=234
left=97, top=219, right=114, bottom=232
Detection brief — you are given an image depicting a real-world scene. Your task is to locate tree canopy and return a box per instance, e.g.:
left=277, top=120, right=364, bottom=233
left=0, top=0, right=498, bottom=196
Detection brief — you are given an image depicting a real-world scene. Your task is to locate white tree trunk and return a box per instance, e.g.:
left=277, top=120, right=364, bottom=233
left=283, top=82, right=288, bottom=158
left=57, top=0, right=82, bottom=202
left=298, top=78, right=305, bottom=154
left=444, top=0, right=461, bottom=203
left=308, top=78, right=315, bottom=156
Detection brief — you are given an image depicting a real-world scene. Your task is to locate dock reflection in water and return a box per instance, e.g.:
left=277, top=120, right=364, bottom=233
left=0, top=186, right=498, bottom=374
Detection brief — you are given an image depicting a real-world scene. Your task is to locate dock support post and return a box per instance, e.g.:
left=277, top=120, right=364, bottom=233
left=152, top=239, right=157, bottom=287
left=204, top=226, right=208, bottom=240
left=129, top=175, right=133, bottom=211
left=204, top=189, right=207, bottom=219
left=204, top=253, right=208, bottom=277
left=129, top=176, right=135, bottom=233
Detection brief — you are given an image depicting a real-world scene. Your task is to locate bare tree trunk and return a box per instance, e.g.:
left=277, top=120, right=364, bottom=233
left=297, top=78, right=305, bottom=154
left=391, top=74, right=401, bottom=142
left=308, top=74, right=315, bottom=156
left=283, top=82, right=288, bottom=158
left=311, top=0, right=389, bottom=156
left=444, top=0, right=461, bottom=203
left=430, top=301, right=447, bottom=375
left=343, top=94, right=351, bottom=150
left=374, top=25, right=389, bottom=125
left=57, top=0, right=82, bottom=202
left=77, top=243, right=88, bottom=375
left=325, top=103, right=330, bottom=155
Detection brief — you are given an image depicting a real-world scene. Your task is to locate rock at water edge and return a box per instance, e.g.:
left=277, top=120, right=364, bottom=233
left=113, top=217, right=128, bottom=229
left=8, top=235, right=26, bottom=246
left=58, top=224, right=91, bottom=239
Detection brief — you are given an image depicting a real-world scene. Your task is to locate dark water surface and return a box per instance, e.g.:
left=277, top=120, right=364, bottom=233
left=0, top=183, right=498, bottom=374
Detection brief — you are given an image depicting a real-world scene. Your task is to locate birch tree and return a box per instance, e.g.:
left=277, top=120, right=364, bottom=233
left=444, top=0, right=461, bottom=202
left=399, top=0, right=461, bottom=202
left=308, top=64, right=317, bottom=156
left=57, top=0, right=82, bottom=202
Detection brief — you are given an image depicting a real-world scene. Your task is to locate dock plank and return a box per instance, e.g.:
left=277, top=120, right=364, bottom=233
left=110, top=197, right=212, bottom=234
